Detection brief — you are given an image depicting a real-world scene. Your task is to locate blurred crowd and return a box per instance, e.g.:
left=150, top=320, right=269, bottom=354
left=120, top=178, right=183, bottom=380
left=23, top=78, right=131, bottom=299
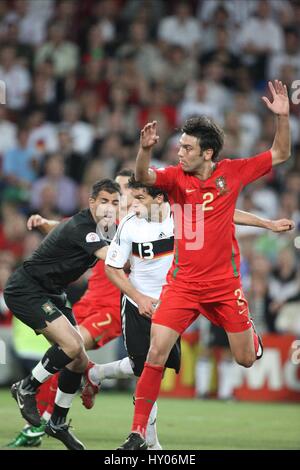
left=0, top=0, right=300, bottom=338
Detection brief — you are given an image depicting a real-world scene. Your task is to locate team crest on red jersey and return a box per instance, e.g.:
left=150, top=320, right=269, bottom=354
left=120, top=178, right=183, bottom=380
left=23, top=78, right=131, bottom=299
left=215, top=176, right=228, bottom=195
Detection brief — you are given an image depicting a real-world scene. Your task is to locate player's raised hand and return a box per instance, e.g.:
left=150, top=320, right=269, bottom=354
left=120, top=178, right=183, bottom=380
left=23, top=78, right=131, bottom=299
left=140, top=121, right=159, bottom=150
left=269, top=218, right=295, bottom=232
left=27, top=214, right=48, bottom=231
left=262, top=80, right=289, bottom=116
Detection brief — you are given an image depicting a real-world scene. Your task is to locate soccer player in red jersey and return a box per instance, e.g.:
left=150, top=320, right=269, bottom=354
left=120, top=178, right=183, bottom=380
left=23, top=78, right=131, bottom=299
left=117, top=80, right=292, bottom=450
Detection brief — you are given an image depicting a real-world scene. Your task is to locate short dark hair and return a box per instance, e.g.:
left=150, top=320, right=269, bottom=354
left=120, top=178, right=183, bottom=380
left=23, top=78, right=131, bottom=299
left=115, top=168, right=134, bottom=178
left=90, top=179, right=121, bottom=199
left=128, top=175, right=168, bottom=202
left=181, top=116, right=224, bottom=161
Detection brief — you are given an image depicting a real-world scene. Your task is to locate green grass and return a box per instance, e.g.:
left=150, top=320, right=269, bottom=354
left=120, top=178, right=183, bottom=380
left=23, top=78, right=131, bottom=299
left=0, top=389, right=299, bottom=450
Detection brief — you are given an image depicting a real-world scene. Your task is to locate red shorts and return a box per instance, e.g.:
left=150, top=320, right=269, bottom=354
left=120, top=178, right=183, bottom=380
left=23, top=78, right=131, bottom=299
left=152, top=277, right=252, bottom=335
left=73, top=298, right=121, bottom=348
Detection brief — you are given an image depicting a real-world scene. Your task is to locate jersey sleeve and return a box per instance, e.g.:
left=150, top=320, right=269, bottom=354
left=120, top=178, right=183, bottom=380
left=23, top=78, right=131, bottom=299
left=72, top=224, right=107, bottom=255
left=152, top=165, right=179, bottom=192
left=105, top=218, right=132, bottom=268
left=230, top=150, right=272, bottom=187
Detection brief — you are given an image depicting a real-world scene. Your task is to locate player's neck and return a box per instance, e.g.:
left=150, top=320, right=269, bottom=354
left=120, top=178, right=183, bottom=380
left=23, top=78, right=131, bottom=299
left=194, top=161, right=216, bottom=181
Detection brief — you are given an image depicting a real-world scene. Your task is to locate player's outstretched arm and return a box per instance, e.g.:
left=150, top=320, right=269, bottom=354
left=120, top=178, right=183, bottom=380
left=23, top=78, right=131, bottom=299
left=262, top=80, right=291, bottom=166
left=27, top=214, right=60, bottom=234
left=234, top=209, right=294, bottom=232
left=135, top=121, right=159, bottom=185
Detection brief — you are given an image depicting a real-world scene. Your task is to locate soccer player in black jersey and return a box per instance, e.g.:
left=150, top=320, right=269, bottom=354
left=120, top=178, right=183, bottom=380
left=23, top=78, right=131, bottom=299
left=4, top=178, right=120, bottom=450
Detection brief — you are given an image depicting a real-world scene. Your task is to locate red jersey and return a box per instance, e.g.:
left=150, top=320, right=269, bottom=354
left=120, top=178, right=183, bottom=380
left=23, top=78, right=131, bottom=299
left=154, top=151, right=272, bottom=283
left=79, top=259, right=120, bottom=309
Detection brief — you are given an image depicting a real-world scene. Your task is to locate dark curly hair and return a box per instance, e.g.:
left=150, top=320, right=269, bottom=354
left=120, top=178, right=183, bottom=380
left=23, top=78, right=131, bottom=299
left=182, top=116, right=224, bottom=161
left=91, top=179, right=121, bottom=199
left=128, top=175, right=168, bottom=202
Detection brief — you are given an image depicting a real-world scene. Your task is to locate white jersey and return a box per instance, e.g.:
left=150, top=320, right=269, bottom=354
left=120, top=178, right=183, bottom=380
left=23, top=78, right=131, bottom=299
left=105, top=207, right=174, bottom=305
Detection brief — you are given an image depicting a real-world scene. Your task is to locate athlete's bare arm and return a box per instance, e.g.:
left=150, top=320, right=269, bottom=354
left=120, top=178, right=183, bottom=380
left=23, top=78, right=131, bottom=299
left=94, top=246, right=108, bottom=261
left=262, top=80, right=290, bottom=166
left=27, top=214, right=60, bottom=234
left=105, top=264, right=158, bottom=319
left=234, top=209, right=294, bottom=232
left=135, top=121, right=159, bottom=185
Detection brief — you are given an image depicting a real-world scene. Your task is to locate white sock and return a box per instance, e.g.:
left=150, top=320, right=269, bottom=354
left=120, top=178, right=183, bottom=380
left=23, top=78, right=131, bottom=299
left=54, top=388, right=75, bottom=409
left=42, top=411, right=51, bottom=422
left=31, top=362, right=53, bottom=383
left=195, top=358, right=212, bottom=397
left=89, top=357, right=134, bottom=385
left=218, top=360, right=235, bottom=400
left=146, top=401, right=160, bottom=447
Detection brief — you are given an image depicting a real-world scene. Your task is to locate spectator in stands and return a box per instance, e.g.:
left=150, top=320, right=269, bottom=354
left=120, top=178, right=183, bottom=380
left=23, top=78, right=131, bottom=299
left=117, top=21, right=165, bottom=83
left=238, top=0, right=284, bottom=82
left=268, top=248, right=300, bottom=324
left=30, top=153, right=78, bottom=215
left=0, top=106, right=17, bottom=157
left=35, top=21, right=79, bottom=78
left=3, top=126, right=38, bottom=189
left=61, top=100, right=94, bottom=155
left=268, top=27, right=300, bottom=80
left=0, top=205, right=27, bottom=261
left=97, top=83, right=138, bottom=141
left=0, top=44, right=31, bottom=111
left=27, top=109, right=59, bottom=157
left=158, top=2, right=202, bottom=53
left=57, top=126, right=86, bottom=184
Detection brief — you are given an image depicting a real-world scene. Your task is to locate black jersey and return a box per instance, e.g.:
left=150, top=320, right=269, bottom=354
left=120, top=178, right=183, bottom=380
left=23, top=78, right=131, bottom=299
left=23, top=209, right=106, bottom=293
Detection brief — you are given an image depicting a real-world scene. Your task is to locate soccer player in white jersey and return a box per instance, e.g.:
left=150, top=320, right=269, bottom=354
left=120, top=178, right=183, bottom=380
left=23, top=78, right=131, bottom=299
left=87, top=175, right=179, bottom=450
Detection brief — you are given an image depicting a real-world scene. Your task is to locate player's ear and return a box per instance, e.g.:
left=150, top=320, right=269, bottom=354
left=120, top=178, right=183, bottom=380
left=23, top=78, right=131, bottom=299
left=89, top=197, right=96, bottom=210
left=203, top=148, right=213, bottom=161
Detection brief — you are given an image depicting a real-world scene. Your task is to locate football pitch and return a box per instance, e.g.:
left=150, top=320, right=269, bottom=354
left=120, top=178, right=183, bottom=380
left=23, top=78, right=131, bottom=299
left=0, top=389, right=299, bottom=450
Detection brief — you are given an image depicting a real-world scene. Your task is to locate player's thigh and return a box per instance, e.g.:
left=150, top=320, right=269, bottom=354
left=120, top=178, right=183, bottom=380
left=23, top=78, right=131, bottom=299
left=40, top=315, right=84, bottom=357
left=121, top=296, right=152, bottom=376
left=199, top=301, right=255, bottom=366
left=79, top=324, right=96, bottom=350
left=152, top=283, right=200, bottom=335
left=121, top=296, right=181, bottom=376
left=79, top=307, right=121, bottom=350
left=226, top=328, right=255, bottom=366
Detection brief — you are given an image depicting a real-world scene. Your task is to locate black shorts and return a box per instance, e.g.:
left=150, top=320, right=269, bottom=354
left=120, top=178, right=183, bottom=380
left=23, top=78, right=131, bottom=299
left=121, top=295, right=181, bottom=377
left=208, top=324, right=229, bottom=348
left=4, top=267, right=76, bottom=332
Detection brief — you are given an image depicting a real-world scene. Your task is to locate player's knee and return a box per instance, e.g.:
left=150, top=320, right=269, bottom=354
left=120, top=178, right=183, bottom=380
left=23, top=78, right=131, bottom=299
left=147, top=344, right=168, bottom=366
left=63, top=334, right=84, bottom=359
left=68, top=350, right=89, bottom=373
left=235, top=352, right=255, bottom=368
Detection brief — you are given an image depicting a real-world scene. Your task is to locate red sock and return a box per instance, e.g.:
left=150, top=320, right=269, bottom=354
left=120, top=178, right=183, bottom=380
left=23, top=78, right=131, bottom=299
left=132, top=362, right=164, bottom=438
left=36, top=379, right=51, bottom=416
left=45, top=374, right=59, bottom=416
